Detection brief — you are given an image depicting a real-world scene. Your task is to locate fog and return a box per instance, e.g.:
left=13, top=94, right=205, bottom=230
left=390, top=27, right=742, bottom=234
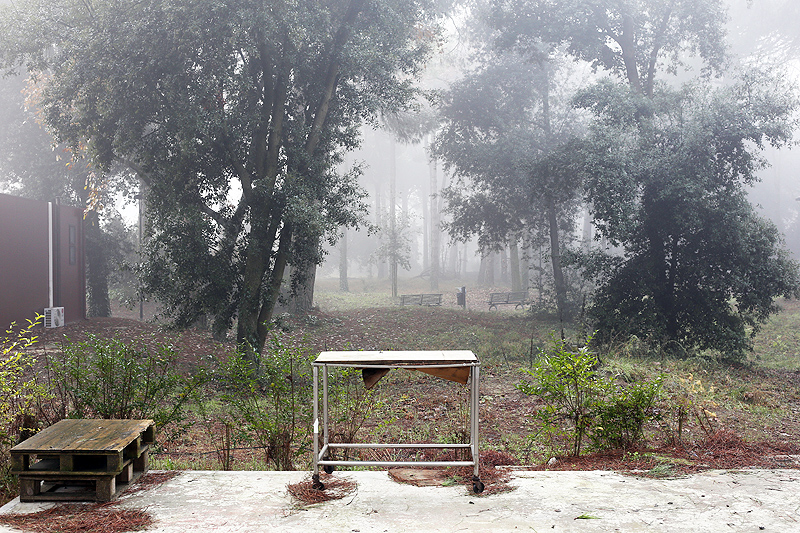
left=1, top=0, right=799, bottom=313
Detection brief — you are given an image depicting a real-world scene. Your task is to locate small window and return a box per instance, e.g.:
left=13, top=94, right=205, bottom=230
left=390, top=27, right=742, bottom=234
left=69, top=225, right=77, bottom=265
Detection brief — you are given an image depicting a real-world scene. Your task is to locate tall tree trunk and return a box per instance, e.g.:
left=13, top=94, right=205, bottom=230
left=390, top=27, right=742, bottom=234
left=546, top=196, right=568, bottom=320
left=500, top=247, right=509, bottom=283
left=540, top=59, right=568, bottom=319
left=477, top=247, right=487, bottom=285
left=486, top=251, right=495, bottom=286
left=461, top=239, right=468, bottom=279
left=339, top=227, right=349, bottom=292
left=520, top=234, right=530, bottom=292
left=448, top=242, right=457, bottom=277
left=429, top=140, right=440, bottom=291
left=290, top=262, right=317, bottom=315
left=509, top=239, right=522, bottom=291
left=390, top=137, right=398, bottom=298
left=375, top=182, right=386, bottom=279
left=84, top=209, right=111, bottom=318
left=421, top=187, right=429, bottom=271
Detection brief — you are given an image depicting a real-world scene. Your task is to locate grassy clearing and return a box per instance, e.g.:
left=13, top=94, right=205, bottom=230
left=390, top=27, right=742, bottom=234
left=750, top=299, right=800, bottom=371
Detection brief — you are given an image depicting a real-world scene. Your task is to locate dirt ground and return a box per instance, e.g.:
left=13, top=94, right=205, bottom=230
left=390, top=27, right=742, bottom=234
left=29, top=302, right=800, bottom=476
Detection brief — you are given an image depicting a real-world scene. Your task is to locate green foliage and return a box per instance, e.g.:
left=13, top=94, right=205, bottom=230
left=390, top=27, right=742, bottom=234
left=489, top=0, right=728, bottom=96
left=435, top=43, right=584, bottom=317
left=43, top=334, right=202, bottom=431
left=0, top=319, right=49, bottom=495
left=215, top=337, right=314, bottom=470
left=0, top=0, right=438, bottom=352
left=574, top=76, right=800, bottom=359
left=519, top=334, right=663, bottom=456
left=519, top=335, right=609, bottom=456
left=592, top=378, right=662, bottom=450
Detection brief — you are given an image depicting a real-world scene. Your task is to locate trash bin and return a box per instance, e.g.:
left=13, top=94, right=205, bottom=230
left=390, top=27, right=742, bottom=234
left=456, top=286, right=466, bottom=308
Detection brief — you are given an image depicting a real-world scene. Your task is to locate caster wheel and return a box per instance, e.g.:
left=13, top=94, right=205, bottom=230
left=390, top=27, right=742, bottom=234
left=312, top=474, right=325, bottom=491
left=323, top=464, right=335, bottom=474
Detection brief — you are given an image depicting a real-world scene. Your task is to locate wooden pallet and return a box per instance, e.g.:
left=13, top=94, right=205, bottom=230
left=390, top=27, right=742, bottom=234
left=11, top=419, right=155, bottom=502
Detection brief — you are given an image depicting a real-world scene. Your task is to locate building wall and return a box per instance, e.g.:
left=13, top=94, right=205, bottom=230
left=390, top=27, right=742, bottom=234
left=0, top=193, right=86, bottom=328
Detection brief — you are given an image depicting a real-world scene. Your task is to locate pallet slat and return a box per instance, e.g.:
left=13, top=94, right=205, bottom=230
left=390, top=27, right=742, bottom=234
left=11, top=419, right=154, bottom=502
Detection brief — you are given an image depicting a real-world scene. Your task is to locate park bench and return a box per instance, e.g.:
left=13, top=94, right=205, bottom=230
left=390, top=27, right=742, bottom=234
left=487, top=291, right=529, bottom=310
left=400, top=293, right=442, bottom=306
left=11, top=419, right=155, bottom=502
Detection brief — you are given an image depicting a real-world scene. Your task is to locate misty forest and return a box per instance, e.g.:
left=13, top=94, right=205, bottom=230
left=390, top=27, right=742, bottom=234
left=1, top=0, right=800, bottom=496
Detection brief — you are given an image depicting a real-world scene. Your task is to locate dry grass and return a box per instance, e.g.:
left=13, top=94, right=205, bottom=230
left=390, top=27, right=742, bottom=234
left=0, top=502, right=152, bottom=533
left=0, top=470, right=178, bottom=533
left=286, top=474, right=358, bottom=504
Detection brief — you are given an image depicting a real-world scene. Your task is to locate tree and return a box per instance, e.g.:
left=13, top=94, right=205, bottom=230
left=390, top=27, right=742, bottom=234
left=1, top=0, right=436, bottom=354
left=574, top=75, right=800, bottom=356
left=492, top=0, right=799, bottom=356
left=434, top=48, right=584, bottom=318
left=490, top=0, right=728, bottom=97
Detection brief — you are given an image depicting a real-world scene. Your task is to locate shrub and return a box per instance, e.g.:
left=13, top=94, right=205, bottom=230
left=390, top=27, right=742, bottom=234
left=591, top=377, right=662, bottom=449
left=519, top=333, right=663, bottom=457
left=518, top=334, right=609, bottom=456
left=42, top=334, right=202, bottom=432
left=215, top=336, right=314, bottom=470
left=0, top=318, right=50, bottom=497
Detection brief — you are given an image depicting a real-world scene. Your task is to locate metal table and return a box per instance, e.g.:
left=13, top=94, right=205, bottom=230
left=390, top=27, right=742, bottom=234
left=312, top=350, right=484, bottom=493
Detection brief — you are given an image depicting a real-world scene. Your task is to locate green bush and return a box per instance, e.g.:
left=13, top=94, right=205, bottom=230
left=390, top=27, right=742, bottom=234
left=0, top=318, right=49, bottom=498
left=215, top=337, right=314, bottom=470
left=43, top=334, right=202, bottom=431
left=591, top=377, right=662, bottom=449
left=519, top=334, right=663, bottom=457
left=518, top=334, right=609, bottom=456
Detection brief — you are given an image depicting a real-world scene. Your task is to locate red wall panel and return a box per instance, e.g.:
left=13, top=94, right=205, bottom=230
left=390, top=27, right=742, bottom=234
left=0, top=193, right=85, bottom=328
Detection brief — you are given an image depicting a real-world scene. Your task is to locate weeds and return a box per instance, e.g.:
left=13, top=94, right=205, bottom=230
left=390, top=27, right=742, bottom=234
left=0, top=318, right=50, bottom=497
left=39, top=334, right=204, bottom=435
left=519, top=334, right=663, bottom=456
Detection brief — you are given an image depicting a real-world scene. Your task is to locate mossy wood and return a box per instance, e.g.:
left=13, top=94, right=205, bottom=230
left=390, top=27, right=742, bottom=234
left=11, top=419, right=155, bottom=502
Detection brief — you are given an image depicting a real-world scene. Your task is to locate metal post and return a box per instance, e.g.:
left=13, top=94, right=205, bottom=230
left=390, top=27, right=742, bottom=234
left=322, top=364, right=330, bottom=446
left=312, top=365, right=319, bottom=476
left=471, top=364, right=480, bottom=479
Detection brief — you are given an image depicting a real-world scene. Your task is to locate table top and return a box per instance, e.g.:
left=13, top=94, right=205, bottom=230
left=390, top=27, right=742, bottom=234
left=314, top=350, right=478, bottom=366
left=11, top=419, right=154, bottom=454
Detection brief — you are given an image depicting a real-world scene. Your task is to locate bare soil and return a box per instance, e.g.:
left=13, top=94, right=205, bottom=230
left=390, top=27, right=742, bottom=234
left=30, top=302, right=800, bottom=477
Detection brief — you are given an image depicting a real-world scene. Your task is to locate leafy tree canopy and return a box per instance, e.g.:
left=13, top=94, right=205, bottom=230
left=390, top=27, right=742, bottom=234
left=0, top=0, right=437, bottom=352
left=488, top=0, right=729, bottom=96
left=435, top=51, right=583, bottom=248
left=573, top=72, right=800, bottom=357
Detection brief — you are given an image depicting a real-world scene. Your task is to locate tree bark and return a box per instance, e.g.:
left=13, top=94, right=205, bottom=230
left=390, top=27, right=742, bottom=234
left=339, top=227, right=349, bottom=292
left=390, top=136, right=398, bottom=298
left=509, top=239, right=522, bottom=291
left=546, top=196, right=568, bottom=321
left=84, top=209, right=111, bottom=318
left=375, top=182, right=386, bottom=279
left=290, top=262, right=317, bottom=315
left=429, top=144, right=440, bottom=291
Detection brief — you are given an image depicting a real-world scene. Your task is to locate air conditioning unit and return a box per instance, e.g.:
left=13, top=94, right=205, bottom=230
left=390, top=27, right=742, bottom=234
left=44, top=307, right=65, bottom=328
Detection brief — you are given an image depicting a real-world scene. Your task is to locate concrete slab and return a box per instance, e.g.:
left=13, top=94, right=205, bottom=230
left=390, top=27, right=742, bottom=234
left=1, top=469, right=799, bottom=532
